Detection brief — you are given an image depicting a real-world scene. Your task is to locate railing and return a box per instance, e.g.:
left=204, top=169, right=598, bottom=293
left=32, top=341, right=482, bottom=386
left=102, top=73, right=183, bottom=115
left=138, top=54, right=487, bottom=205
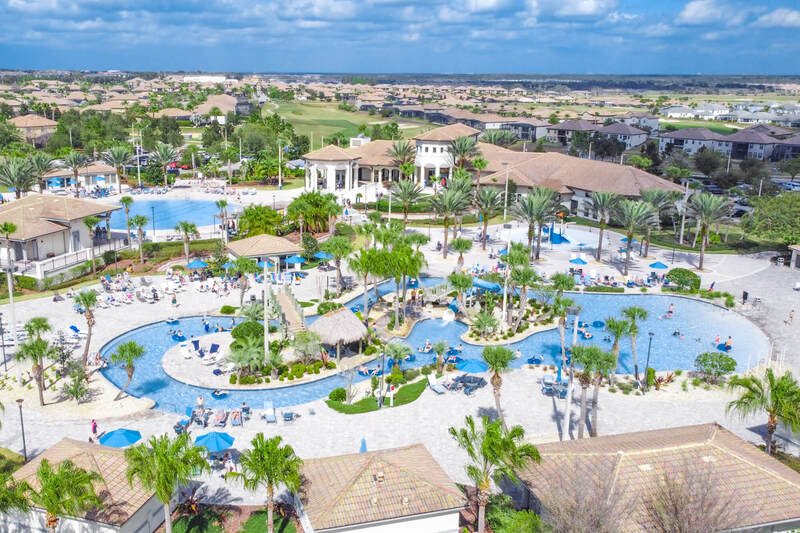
left=426, top=281, right=452, bottom=302
left=15, top=238, right=127, bottom=279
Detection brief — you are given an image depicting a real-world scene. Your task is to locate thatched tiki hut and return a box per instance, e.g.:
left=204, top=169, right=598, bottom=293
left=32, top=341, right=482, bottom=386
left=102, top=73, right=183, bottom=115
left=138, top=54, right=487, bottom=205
left=308, top=307, right=368, bottom=370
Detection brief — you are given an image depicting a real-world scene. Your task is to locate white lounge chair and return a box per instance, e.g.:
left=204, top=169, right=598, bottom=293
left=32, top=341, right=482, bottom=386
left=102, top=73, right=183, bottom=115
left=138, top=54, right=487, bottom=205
left=427, top=374, right=446, bottom=395
left=263, top=401, right=277, bottom=423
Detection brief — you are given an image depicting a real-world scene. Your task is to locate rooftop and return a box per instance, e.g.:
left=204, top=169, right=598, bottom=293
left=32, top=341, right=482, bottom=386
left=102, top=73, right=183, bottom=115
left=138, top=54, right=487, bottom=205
left=226, top=233, right=303, bottom=258
left=0, top=194, right=120, bottom=241
left=8, top=113, right=58, bottom=128
left=412, top=123, right=480, bottom=142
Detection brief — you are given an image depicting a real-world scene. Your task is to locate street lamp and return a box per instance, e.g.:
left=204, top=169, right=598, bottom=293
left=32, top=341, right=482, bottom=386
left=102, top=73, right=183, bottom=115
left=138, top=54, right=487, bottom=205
left=150, top=205, right=156, bottom=240
left=16, top=399, right=26, bottom=461
left=643, top=331, right=654, bottom=394
left=560, top=305, right=581, bottom=440
left=379, top=350, right=386, bottom=408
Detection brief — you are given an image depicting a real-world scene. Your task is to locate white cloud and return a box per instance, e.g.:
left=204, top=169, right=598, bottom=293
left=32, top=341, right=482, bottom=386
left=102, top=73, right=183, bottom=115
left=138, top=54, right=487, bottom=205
left=675, top=0, right=746, bottom=26
left=605, top=11, right=639, bottom=23
left=546, top=0, right=617, bottom=17
left=753, top=8, right=800, bottom=28
left=640, top=23, right=674, bottom=37
left=521, top=0, right=539, bottom=26
left=701, top=31, right=721, bottom=40
left=284, top=0, right=357, bottom=20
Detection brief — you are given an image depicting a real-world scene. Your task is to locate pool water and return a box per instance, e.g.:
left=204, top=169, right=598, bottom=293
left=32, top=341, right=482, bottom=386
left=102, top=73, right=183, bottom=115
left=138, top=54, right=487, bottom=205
left=109, top=199, right=238, bottom=231
left=99, top=280, right=769, bottom=414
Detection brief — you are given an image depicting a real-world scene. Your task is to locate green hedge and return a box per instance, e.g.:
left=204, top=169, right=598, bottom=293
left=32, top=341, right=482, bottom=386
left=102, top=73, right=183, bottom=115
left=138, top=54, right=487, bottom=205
left=231, top=321, right=264, bottom=342
left=317, top=301, right=342, bottom=315
left=219, top=305, right=238, bottom=315
left=355, top=198, right=432, bottom=213
left=584, top=286, right=624, bottom=293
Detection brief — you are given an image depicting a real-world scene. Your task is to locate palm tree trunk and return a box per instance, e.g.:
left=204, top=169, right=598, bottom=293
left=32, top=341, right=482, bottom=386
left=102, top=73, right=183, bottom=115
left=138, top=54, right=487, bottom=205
left=644, top=227, right=652, bottom=257
left=184, top=238, right=190, bottom=262
left=163, top=503, right=173, bottom=533
left=558, top=317, right=566, bottom=362
left=138, top=230, right=144, bottom=263
left=163, top=166, right=168, bottom=187
left=590, top=379, right=600, bottom=437
left=442, top=222, right=449, bottom=259
left=82, top=314, right=93, bottom=366
left=698, top=229, right=707, bottom=271
left=624, top=238, right=632, bottom=275
left=477, top=491, right=488, bottom=533
left=34, top=366, right=44, bottom=406
left=401, top=274, right=408, bottom=322
left=494, top=385, right=507, bottom=432
left=596, top=224, right=604, bottom=261
left=766, top=421, right=777, bottom=455
left=535, top=224, right=543, bottom=260
left=578, top=384, right=588, bottom=438
left=513, top=285, right=527, bottom=333
left=403, top=209, right=408, bottom=233
left=526, top=223, right=534, bottom=254
left=631, top=337, right=640, bottom=388
left=116, top=366, right=134, bottom=401
left=267, top=486, right=275, bottom=533
left=481, top=218, right=488, bottom=250
left=124, top=211, right=131, bottom=249
left=362, top=275, right=369, bottom=325
left=610, top=342, right=619, bottom=387
left=393, top=284, right=400, bottom=329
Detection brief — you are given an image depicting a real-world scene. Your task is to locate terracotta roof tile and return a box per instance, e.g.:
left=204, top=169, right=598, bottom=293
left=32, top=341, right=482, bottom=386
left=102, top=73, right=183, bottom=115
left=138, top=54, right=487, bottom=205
left=413, top=123, right=480, bottom=141
left=226, top=234, right=302, bottom=257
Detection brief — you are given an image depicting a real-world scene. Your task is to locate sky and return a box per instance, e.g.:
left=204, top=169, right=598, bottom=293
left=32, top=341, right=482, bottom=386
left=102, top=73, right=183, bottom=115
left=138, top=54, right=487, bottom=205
left=1, top=0, right=800, bottom=74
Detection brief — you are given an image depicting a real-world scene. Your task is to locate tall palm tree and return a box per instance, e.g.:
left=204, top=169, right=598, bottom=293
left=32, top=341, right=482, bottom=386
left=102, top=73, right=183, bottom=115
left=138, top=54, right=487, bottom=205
left=348, top=248, right=376, bottom=325
left=448, top=135, right=480, bottom=169
left=16, top=336, right=56, bottom=406
left=28, top=151, right=56, bottom=192
left=28, top=459, right=103, bottom=533
left=226, top=433, right=302, bottom=533
left=386, top=139, right=416, bottom=167
left=174, top=221, right=198, bottom=263
left=0, top=157, right=35, bottom=199
left=448, top=272, right=473, bottom=314
left=430, top=189, right=468, bottom=259
left=103, top=145, right=132, bottom=187
left=74, top=290, right=98, bottom=367
left=727, top=369, right=800, bottom=455
left=62, top=150, right=89, bottom=193
left=472, top=156, right=488, bottom=194
left=215, top=199, right=228, bottom=242
left=130, top=215, right=148, bottom=263
left=482, top=346, right=515, bottom=431
left=391, top=179, right=424, bottom=232
left=687, top=192, right=730, bottom=271
left=322, top=235, right=354, bottom=292
left=588, top=191, right=619, bottom=262
left=474, top=187, right=502, bottom=250
left=449, top=416, right=540, bottom=533
left=118, top=196, right=134, bottom=248
left=622, top=306, right=648, bottom=389
left=590, top=348, right=615, bottom=437
left=111, top=341, right=145, bottom=400
left=83, top=216, right=100, bottom=274
left=551, top=272, right=575, bottom=362
left=286, top=191, right=341, bottom=233
left=571, top=345, right=614, bottom=439
left=450, top=237, right=472, bottom=269
left=605, top=316, right=630, bottom=387
left=511, top=267, right=538, bottom=333
left=512, top=188, right=559, bottom=260
left=125, top=433, right=209, bottom=533
left=150, top=143, right=179, bottom=187
left=639, top=189, right=673, bottom=257
left=0, top=222, right=19, bottom=357
left=615, top=200, right=654, bottom=275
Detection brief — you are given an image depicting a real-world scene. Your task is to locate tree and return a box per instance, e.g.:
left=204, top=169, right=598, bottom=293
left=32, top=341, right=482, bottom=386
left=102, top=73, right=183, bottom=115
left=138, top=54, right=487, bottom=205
left=687, top=192, right=729, bottom=270
left=588, top=191, right=619, bottom=261
left=640, top=189, right=675, bottom=257
left=472, top=311, right=498, bottom=339
left=130, top=215, right=148, bottom=263
left=322, top=235, right=353, bottom=292
left=74, top=289, right=98, bottom=366
left=622, top=306, right=647, bottom=389
left=27, top=459, right=103, bottom=533
left=226, top=434, right=302, bottom=533
left=291, top=330, right=321, bottom=366
left=433, top=340, right=448, bottom=373
left=449, top=416, right=540, bottom=533
left=739, top=157, right=766, bottom=181
left=664, top=165, right=692, bottom=182
left=174, top=221, right=199, bottom=263
left=449, top=135, right=481, bottom=168
left=16, top=335, right=56, bottom=406
left=391, top=179, right=424, bottom=231
left=286, top=191, right=341, bottom=233
left=694, top=351, right=736, bottom=384
left=712, top=168, right=741, bottom=191
left=626, top=155, right=652, bottom=170
left=749, top=192, right=800, bottom=245
left=215, top=199, right=228, bottom=242
left=233, top=256, right=259, bottom=306
left=615, top=200, right=654, bottom=275
left=118, top=195, right=134, bottom=248
left=83, top=216, right=100, bottom=274
left=694, top=149, right=722, bottom=178
left=779, top=157, right=800, bottom=181
left=0, top=472, right=29, bottom=514
left=125, top=434, right=209, bottom=533
left=479, top=129, right=516, bottom=147
left=511, top=267, right=538, bottom=333
left=448, top=272, right=473, bottom=314
left=150, top=142, right=179, bottom=186
left=727, top=369, right=800, bottom=455
left=28, top=151, right=56, bottom=192
left=475, top=187, right=502, bottom=250
left=238, top=301, right=264, bottom=323
left=238, top=204, right=282, bottom=237
left=111, top=341, right=145, bottom=400
left=348, top=248, right=376, bottom=325
left=430, top=189, right=469, bottom=259
left=230, top=336, right=266, bottom=374
left=571, top=345, right=614, bottom=439
left=605, top=317, right=630, bottom=388
left=0, top=157, right=35, bottom=198
left=104, top=145, right=132, bottom=186
left=386, top=139, right=416, bottom=167
left=482, top=346, right=514, bottom=431
left=450, top=238, right=472, bottom=269
left=472, top=156, right=488, bottom=193
left=61, top=150, right=89, bottom=193
left=512, top=188, right=559, bottom=260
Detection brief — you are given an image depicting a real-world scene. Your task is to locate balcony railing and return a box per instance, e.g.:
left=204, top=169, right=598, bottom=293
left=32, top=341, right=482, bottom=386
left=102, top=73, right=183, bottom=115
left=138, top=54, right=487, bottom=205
left=12, top=238, right=127, bottom=279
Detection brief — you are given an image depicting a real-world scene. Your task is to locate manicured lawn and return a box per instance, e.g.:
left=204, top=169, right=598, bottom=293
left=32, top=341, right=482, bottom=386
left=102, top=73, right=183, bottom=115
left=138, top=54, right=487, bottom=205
left=0, top=447, right=24, bottom=474
left=251, top=179, right=306, bottom=191
left=172, top=510, right=224, bottom=533
left=660, top=119, right=738, bottom=135
left=272, top=102, right=426, bottom=140
left=392, top=379, right=427, bottom=406
left=239, top=510, right=296, bottom=533
left=326, top=379, right=427, bottom=414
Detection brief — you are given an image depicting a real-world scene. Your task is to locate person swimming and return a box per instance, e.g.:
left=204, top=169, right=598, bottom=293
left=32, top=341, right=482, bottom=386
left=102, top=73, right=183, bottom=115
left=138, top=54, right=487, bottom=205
left=668, top=303, right=674, bottom=315
left=724, top=336, right=733, bottom=350
left=673, top=329, right=681, bottom=337
left=456, top=344, right=463, bottom=353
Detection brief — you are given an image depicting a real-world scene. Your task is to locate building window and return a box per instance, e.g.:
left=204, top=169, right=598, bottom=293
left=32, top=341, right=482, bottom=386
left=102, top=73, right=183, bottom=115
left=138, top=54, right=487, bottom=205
left=425, top=146, right=428, bottom=153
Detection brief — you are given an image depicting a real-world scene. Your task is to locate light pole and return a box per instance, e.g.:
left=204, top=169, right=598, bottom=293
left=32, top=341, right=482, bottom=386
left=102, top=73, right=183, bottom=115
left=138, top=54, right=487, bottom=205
left=150, top=205, right=156, bottom=241
left=16, top=399, right=26, bottom=461
left=502, top=163, right=509, bottom=221
left=500, top=236, right=510, bottom=325
left=643, top=331, right=654, bottom=394
left=379, top=350, right=386, bottom=408
left=0, top=312, right=6, bottom=372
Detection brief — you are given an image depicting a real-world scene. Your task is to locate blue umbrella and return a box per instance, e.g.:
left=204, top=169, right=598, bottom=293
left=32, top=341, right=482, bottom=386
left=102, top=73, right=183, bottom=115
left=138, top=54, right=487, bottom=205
left=195, top=432, right=235, bottom=452
left=186, top=259, right=208, bottom=269
left=498, top=248, right=508, bottom=256
left=314, top=251, right=334, bottom=260
left=92, top=176, right=106, bottom=182
left=222, top=262, right=234, bottom=270
left=406, top=278, right=420, bottom=289
left=359, top=437, right=367, bottom=453
left=569, top=257, right=587, bottom=265
left=257, top=260, right=275, bottom=268
left=621, top=237, right=638, bottom=243
left=48, top=178, right=63, bottom=186
left=456, top=359, right=489, bottom=373
left=99, top=428, right=142, bottom=448
left=649, top=261, right=669, bottom=269
left=285, top=255, right=306, bottom=264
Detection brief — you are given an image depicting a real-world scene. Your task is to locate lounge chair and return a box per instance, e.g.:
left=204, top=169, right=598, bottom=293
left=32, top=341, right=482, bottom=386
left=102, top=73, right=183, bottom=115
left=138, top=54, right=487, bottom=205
left=231, top=410, right=243, bottom=426
left=214, top=409, right=228, bottom=427
left=69, top=325, right=88, bottom=338
left=208, top=344, right=220, bottom=356
left=282, top=411, right=295, bottom=423
left=263, top=401, right=277, bottom=423
left=427, top=374, right=446, bottom=395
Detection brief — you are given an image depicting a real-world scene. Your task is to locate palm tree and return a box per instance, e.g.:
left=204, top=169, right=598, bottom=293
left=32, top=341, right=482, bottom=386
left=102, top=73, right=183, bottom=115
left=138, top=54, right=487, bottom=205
left=28, top=151, right=56, bottom=192
left=74, top=290, right=98, bottom=367
left=605, top=317, right=630, bottom=387
left=0, top=472, right=29, bottom=514
left=348, top=248, right=376, bottom=325
left=449, top=136, right=480, bottom=169
left=572, top=345, right=615, bottom=439
left=125, top=433, right=209, bottom=533
left=482, top=346, right=515, bottom=431
left=0, top=157, right=35, bottom=198
left=226, top=434, right=302, bottom=533
left=622, top=306, right=648, bottom=389
left=0, top=222, right=18, bottom=351
left=479, top=129, right=516, bottom=147
left=588, top=191, right=619, bottom=262
left=16, top=336, right=56, bottom=406
left=215, top=199, right=229, bottom=242
left=62, top=150, right=89, bottom=193
left=238, top=301, right=265, bottom=323
left=449, top=416, right=540, bottom=533
left=471, top=156, right=488, bottom=192
left=322, top=235, right=354, bottom=292
left=111, top=341, right=145, bottom=400
left=174, top=221, right=198, bottom=263
left=551, top=272, right=575, bottom=364
left=82, top=216, right=100, bottom=274
left=433, top=340, right=448, bottom=373
left=512, top=188, right=559, bottom=260
left=511, top=267, right=538, bottom=333
left=727, top=369, right=800, bottom=455
left=687, top=192, right=730, bottom=271
left=24, top=316, right=51, bottom=340
left=130, top=215, right=148, bottom=263
left=354, top=222, right=376, bottom=249
left=233, top=256, right=259, bottom=307
left=450, top=238, right=472, bottom=269
left=118, top=196, right=134, bottom=248
left=151, top=143, right=179, bottom=186
left=386, top=139, right=416, bottom=167
left=474, top=187, right=502, bottom=250
left=448, top=272, right=473, bottom=314
left=28, top=459, right=103, bottom=533
left=230, top=336, right=266, bottom=373
left=430, top=189, right=469, bottom=259
left=391, top=179, right=424, bottom=231
left=639, top=189, right=673, bottom=257
left=615, top=200, right=654, bottom=275
left=104, top=145, right=132, bottom=187
left=385, top=341, right=412, bottom=370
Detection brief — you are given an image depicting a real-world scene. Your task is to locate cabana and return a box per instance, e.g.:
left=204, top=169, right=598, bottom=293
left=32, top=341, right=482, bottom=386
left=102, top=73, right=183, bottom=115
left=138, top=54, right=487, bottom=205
left=308, top=307, right=367, bottom=369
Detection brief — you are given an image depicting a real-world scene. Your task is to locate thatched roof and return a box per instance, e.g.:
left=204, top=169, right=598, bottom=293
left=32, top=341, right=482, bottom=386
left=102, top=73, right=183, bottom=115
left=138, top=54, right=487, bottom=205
left=308, top=307, right=367, bottom=345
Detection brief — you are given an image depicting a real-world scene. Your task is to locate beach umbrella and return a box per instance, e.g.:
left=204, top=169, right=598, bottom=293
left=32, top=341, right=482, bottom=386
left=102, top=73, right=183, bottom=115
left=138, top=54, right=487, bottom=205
left=186, top=259, right=208, bottom=269
left=621, top=237, right=637, bottom=243
left=285, top=255, right=306, bottom=264
left=359, top=437, right=367, bottom=453
left=222, top=262, right=234, bottom=270
left=569, top=257, right=587, bottom=265
left=48, top=178, right=63, bottom=186
left=498, top=248, right=508, bottom=256
left=257, top=259, right=275, bottom=268
left=456, top=359, right=489, bottom=373
left=314, top=251, right=334, bottom=260
left=194, top=431, right=235, bottom=452
left=406, top=278, right=420, bottom=289
left=649, top=261, right=669, bottom=269
left=98, top=428, right=142, bottom=448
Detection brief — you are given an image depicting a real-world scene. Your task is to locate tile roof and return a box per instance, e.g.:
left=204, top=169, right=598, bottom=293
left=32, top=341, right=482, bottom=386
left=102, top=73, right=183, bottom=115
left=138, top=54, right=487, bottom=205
left=226, top=233, right=302, bottom=257
left=520, top=423, right=800, bottom=533
left=303, top=144, right=360, bottom=162
left=13, top=438, right=154, bottom=527
left=44, top=161, right=117, bottom=178
left=726, top=128, right=779, bottom=144
left=0, top=194, right=120, bottom=241
left=299, top=444, right=466, bottom=531
left=413, top=123, right=480, bottom=141
left=8, top=113, right=58, bottom=128
left=548, top=119, right=598, bottom=132
left=660, top=127, right=726, bottom=141
left=345, top=139, right=396, bottom=167
left=598, top=123, right=648, bottom=135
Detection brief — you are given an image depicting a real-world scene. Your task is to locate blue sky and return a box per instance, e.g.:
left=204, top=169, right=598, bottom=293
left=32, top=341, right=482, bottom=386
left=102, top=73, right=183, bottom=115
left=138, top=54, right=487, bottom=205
left=1, top=0, right=799, bottom=74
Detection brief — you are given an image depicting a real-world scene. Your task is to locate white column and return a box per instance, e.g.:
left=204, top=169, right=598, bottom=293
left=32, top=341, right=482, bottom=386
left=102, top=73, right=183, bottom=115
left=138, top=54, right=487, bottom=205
left=371, top=168, right=375, bottom=183
left=327, top=165, right=335, bottom=193
left=434, top=165, right=440, bottom=180
left=346, top=163, right=352, bottom=191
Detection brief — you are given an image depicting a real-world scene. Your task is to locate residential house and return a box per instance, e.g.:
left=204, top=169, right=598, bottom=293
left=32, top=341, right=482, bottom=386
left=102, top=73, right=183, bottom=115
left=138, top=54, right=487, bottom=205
left=545, top=119, right=598, bottom=146
left=658, top=128, right=731, bottom=156
left=660, top=105, right=694, bottom=118
left=616, top=112, right=659, bottom=135
left=773, top=133, right=800, bottom=160
left=726, top=128, right=778, bottom=160
left=500, top=117, right=550, bottom=141
left=7, top=113, right=58, bottom=146
left=43, top=161, right=120, bottom=191
left=597, top=123, right=649, bottom=149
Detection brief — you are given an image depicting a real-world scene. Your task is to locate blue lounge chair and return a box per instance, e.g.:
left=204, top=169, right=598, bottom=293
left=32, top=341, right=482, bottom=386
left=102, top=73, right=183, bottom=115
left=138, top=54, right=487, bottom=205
left=263, top=401, right=277, bottom=423
left=528, top=355, right=544, bottom=365
left=208, top=344, right=220, bottom=356
left=427, top=375, right=446, bottom=395
left=283, top=411, right=295, bottom=423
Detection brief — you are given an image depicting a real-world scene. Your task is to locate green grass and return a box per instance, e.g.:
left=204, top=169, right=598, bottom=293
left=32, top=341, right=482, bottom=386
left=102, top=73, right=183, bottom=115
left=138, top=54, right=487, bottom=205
left=392, top=379, right=427, bottom=406
left=660, top=119, right=738, bottom=135
left=0, top=448, right=24, bottom=475
left=239, top=510, right=296, bottom=533
left=251, top=179, right=306, bottom=191
left=325, top=379, right=427, bottom=414
left=172, top=510, right=225, bottom=533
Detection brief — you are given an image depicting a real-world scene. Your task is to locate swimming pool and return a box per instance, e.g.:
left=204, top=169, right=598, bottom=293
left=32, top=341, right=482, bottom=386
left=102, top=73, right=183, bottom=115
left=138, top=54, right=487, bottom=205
left=99, top=280, right=769, bottom=413
left=109, top=199, right=238, bottom=230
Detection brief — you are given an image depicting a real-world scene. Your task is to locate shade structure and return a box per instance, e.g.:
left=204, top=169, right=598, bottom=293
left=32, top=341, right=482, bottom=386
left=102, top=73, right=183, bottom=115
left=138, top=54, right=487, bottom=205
left=569, top=257, right=588, bottom=265
left=98, top=429, right=142, bottom=448
left=472, top=277, right=503, bottom=293
left=314, top=251, right=334, bottom=260
left=621, top=237, right=638, bottom=243
left=457, top=359, right=489, bottom=373
left=257, top=259, right=275, bottom=268
left=186, top=259, right=208, bottom=269
left=48, top=178, right=63, bottom=186
left=285, top=255, right=306, bottom=264
left=222, top=262, right=234, bottom=270
left=649, top=261, right=669, bottom=269
left=308, top=307, right=367, bottom=346
left=92, top=176, right=106, bottom=182
left=195, top=432, right=235, bottom=452
left=498, top=248, right=508, bottom=256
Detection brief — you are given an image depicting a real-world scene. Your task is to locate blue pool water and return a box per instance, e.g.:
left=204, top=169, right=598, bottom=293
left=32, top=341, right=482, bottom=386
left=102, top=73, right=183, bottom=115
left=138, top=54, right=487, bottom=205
left=109, top=199, right=237, bottom=230
left=99, top=280, right=769, bottom=414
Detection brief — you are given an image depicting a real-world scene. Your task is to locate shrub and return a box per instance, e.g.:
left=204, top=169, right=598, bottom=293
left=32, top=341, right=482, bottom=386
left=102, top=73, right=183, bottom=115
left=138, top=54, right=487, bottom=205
left=231, top=321, right=264, bottom=343
left=335, top=222, right=356, bottom=241
left=317, top=301, right=343, bottom=315
left=695, top=351, right=736, bottom=383
left=102, top=250, right=117, bottom=266
left=325, top=361, right=336, bottom=369
left=666, top=268, right=700, bottom=292
left=291, top=363, right=306, bottom=378
left=421, top=366, right=432, bottom=375
left=674, top=369, right=683, bottom=376
left=329, top=387, right=346, bottom=402
left=220, top=305, right=237, bottom=315
left=691, top=377, right=702, bottom=387
left=584, top=286, right=625, bottom=293
left=364, top=345, right=378, bottom=356
left=229, top=374, right=238, bottom=384
left=646, top=367, right=656, bottom=387
left=14, top=275, right=38, bottom=291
